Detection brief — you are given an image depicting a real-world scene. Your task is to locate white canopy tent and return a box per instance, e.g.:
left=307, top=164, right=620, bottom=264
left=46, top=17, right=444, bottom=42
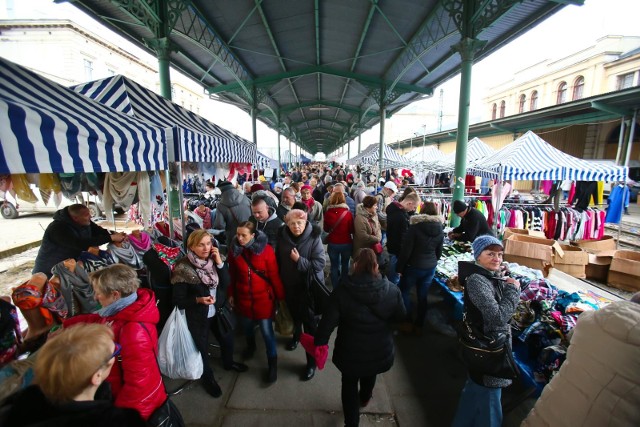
left=346, top=143, right=411, bottom=168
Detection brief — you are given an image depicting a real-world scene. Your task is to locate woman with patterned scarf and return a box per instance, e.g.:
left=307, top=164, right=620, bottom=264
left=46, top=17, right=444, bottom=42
left=300, top=185, right=323, bottom=225
left=171, top=229, right=247, bottom=398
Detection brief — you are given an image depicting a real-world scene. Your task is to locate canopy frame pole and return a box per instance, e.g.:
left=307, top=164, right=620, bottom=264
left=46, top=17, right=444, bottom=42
left=615, top=117, right=627, bottom=165
left=378, top=86, right=386, bottom=177
left=493, top=165, right=503, bottom=235
left=623, top=109, right=637, bottom=167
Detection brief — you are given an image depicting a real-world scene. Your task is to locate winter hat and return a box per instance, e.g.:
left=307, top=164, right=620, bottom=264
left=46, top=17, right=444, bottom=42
left=274, top=182, right=283, bottom=190
left=301, top=185, right=312, bottom=192
left=217, top=180, right=234, bottom=193
left=472, top=235, right=503, bottom=260
left=452, top=200, right=468, bottom=214
left=250, top=183, right=265, bottom=193
left=356, top=181, right=365, bottom=188
left=383, top=181, right=398, bottom=193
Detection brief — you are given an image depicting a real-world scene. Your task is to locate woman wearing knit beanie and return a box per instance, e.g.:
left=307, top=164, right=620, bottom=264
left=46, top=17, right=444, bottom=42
left=452, top=234, right=521, bottom=427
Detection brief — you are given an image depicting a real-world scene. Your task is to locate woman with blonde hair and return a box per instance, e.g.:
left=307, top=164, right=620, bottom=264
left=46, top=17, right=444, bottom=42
left=276, top=208, right=326, bottom=381
left=0, top=323, right=144, bottom=426
left=63, top=264, right=167, bottom=421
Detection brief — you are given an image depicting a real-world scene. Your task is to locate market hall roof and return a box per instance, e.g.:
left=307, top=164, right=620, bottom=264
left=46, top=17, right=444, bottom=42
left=67, top=0, right=580, bottom=155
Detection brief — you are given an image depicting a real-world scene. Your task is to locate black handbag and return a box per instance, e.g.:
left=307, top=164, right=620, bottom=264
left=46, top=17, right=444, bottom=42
left=147, top=397, right=185, bottom=427
left=457, top=314, right=519, bottom=379
left=215, top=300, right=237, bottom=336
left=306, top=268, right=331, bottom=316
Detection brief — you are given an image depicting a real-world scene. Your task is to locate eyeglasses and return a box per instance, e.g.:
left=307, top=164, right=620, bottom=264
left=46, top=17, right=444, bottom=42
left=104, top=343, right=121, bottom=365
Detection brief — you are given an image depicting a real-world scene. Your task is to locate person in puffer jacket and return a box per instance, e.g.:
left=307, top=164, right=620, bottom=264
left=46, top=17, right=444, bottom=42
left=64, top=264, right=167, bottom=421
left=521, top=293, right=640, bottom=427
left=396, top=202, right=444, bottom=334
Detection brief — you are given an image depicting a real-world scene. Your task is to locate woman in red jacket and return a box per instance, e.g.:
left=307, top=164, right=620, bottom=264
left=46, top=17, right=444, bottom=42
left=228, top=221, right=285, bottom=383
left=324, top=191, right=354, bottom=289
left=64, top=264, right=167, bottom=422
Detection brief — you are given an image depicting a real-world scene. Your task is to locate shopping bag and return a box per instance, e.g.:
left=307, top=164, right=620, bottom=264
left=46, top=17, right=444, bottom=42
left=157, top=307, right=203, bottom=380
left=274, top=301, right=294, bottom=336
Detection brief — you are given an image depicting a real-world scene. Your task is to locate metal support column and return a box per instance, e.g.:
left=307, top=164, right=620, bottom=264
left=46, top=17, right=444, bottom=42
left=450, top=37, right=485, bottom=227
left=378, top=87, right=386, bottom=176
left=615, top=117, right=626, bottom=165
left=624, top=109, right=638, bottom=167
left=156, top=38, right=172, bottom=100
left=277, top=129, right=282, bottom=175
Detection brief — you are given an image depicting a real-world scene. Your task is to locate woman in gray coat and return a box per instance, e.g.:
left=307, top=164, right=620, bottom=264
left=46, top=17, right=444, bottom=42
left=276, top=209, right=326, bottom=381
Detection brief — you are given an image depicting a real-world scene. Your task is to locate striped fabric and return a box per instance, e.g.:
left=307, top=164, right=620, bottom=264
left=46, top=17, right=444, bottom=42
left=405, top=145, right=446, bottom=162
left=0, top=57, right=168, bottom=173
left=468, top=131, right=626, bottom=181
left=72, top=75, right=255, bottom=164
left=282, top=150, right=299, bottom=163
left=256, top=150, right=278, bottom=169
left=444, top=137, right=495, bottom=164
left=346, top=143, right=410, bottom=168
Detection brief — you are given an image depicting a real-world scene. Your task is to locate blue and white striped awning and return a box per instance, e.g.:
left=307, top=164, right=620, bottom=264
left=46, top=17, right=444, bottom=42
left=468, top=131, right=627, bottom=182
left=72, top=75, right=256, bottom=164
left=406, top=145, right=446, bottom=162
left=0, top=57, right=168, bottom=173
left=444, top=137, right=495, bottom=164
left=282, top=150, right=299, bottom=164
left=256, top=150, right=278, bottom=169
left=346, top=143, right=410, bottom=168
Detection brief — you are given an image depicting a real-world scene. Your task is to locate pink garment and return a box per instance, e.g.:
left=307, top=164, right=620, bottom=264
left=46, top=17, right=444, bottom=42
left=300, top=332, right=329, bottom=370
left=491, top=182, right=512, bottom=211
left=541, top=180, right=553, bottom=195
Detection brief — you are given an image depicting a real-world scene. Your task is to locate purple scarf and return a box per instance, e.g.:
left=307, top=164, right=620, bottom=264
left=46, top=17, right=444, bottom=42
left=187, top=250, right=219, bottom=288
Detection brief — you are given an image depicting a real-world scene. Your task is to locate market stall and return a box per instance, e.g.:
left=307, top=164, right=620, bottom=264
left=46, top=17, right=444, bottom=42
left=346, top=143, right=412, bottom=170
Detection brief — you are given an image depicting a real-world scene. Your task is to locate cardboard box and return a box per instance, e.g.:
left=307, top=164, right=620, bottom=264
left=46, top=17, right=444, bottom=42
left=585, top=251, right=615, bottom=282
left=552, top=244, right=589, bottom=278
left=502, top=227, right=546, bottom=241
left=503, top=234, right=564, bottom=276
left=608, top=250, right=640, bottom=292
left=571, top=236, right=617, bottom=253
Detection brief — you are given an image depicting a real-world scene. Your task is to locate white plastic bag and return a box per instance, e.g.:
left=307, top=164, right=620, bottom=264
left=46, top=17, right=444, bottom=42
left=158, top=307, right=203, bottom=379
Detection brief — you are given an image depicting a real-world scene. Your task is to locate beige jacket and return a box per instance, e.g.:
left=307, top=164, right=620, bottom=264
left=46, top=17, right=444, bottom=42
left=352, top=203, right=381, bottom=258
left=521, top=300, right=640, bottom=427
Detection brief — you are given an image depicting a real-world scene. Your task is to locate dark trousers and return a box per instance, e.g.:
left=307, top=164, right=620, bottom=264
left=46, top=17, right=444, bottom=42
left=195, top=315, right=234, bottom=383
left=342, top=373, right=377, bottom=427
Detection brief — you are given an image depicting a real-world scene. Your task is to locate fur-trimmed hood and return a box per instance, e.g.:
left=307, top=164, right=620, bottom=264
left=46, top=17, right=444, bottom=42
left=231, top=229, right=268, bottom=257
left=410, top=214, right=442, bottom=225
left=327, top=203, right=349, bottom=210
left=409, top=213, right=444, bottom=238
left=356, top=203, right=375, bottom=219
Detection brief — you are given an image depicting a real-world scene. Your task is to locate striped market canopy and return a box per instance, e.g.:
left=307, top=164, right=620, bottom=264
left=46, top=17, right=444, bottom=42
left=256, top=150, right=278, bottom=170
left=282, top=150, right=299, bottom=164
left=72, top=75, right=255, bottom=164
left=346, top=143, right=410, bottom=168
left=405, top=145, right=446, bottom=162
left=468, top=131, right=627, bottom=182
left=444, top=137, right=495, bottom=164
left=0, top=57, right=168, bottom=173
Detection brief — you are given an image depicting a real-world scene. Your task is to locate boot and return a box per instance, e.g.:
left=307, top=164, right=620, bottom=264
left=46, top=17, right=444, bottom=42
left=301, top=353, right=316, bottom=381
left=202, top=378, right=222, bottom=398
left=243, top=337, right=256, bottom=360
left=267, top=356, right=278, bottom=383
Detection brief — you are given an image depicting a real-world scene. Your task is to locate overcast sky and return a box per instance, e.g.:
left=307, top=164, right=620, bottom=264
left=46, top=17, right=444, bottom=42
left=3, top=0, right=639, bottom=157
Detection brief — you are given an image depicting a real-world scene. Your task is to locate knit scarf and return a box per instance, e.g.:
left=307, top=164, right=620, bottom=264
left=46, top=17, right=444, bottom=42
left=97, top=292, right=138, bottom=317
left=302, top=196, right=315, bottom=211
left=187, top=250, right=219, bottom=288
left=107, top=241, right=141, bottom=269
left=128, top=231, right=151, bottom=254
left=51, top=262, right=99, bottom=316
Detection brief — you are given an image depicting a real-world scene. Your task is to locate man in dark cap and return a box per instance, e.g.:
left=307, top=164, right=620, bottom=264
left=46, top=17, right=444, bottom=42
left=448, top=200, right=493, bottom=242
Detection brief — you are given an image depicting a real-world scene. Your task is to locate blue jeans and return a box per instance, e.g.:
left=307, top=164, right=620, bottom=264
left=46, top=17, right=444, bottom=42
left=328, top=243, right=352, bottom=289
left=386, top=254, right=400, bottom=285
left=241, top=317, right=277, bottom=358
left=399, top=266, right=436, bottom=326
left=451, top=378, right=503, bottom=427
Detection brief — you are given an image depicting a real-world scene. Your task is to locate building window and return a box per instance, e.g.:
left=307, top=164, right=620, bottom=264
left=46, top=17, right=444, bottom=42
left=518, top=94, right=526, bottom=114
left=499, top=100, right=505, bottom=118
left=572, top=76, right=584, bottom=100
left=491, top=103, right=497, bottom=120
left=83, top=59, right=93, bottom=81
left=617, top=72, right=635, bottom=90
left=530, top=90, right=538, bottom=110
left=556, top=81, right=567, bottom=104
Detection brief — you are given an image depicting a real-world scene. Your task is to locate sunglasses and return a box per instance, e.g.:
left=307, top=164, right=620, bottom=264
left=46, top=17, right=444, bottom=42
left=106, top=343, right=122, bottom=363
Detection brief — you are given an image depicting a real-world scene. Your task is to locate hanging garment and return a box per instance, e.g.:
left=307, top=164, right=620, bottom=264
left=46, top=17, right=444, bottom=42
left=128, top=231, right=152, bottom=256
left=58, top=173, right=83, bottom=199
left=78, top=249, right=116, bottom=273
left=50, top=261, right=99, bottom=317
left=102, top=172, right=151, bottom=225
left=10, top=174, right=38, bottom=203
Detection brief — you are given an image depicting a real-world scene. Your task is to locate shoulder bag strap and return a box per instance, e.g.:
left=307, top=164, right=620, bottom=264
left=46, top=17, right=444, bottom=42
left=241, top=251, right=272, bottom=286
left=326, top=210, right=349, bottom=236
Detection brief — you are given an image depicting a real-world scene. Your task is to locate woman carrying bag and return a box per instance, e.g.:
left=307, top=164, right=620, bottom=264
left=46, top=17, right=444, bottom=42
left=353, top=196, right=383, bottom=264
left=227, top=221, right=285, bottom=383
left=276, top=209, right=326, bottom=381
left=171, top=230, right=248, bottom=398
left=323, top=191, right=354, bottom=290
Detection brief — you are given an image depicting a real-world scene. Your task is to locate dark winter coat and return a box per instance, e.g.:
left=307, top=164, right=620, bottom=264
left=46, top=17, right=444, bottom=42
left=171, top=257, right=231, bottom=353
left=33, top=207, right=113, bottom=277
left=212, top=188, right=251, bottom=245
left=63, top=289, right=165, bottom=420
left=315, top=273, right=406, bottom=377
left=249, top=209, right=284, bottom=251
left=276, top=222, right=326, bottom=322
left=385, top=201, right=412, bottom=256
left=396, top=214, right=444, bottom=274
left=458, top=261, right=520, bottom=388
left=323, top=203, right=354, bottom=245
left=451, top=207, right=493, bottom=242
left=0, top=385, right=145, bottom=427
left=228, top=231, right=285, bottom=320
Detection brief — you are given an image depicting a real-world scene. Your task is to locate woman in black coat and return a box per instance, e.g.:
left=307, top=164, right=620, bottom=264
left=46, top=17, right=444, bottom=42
left=171, top=229, right=247, bottom=398
left=396, top=202, right=444, bottom=334
left=276, top=208, right=326, bottom=381
left=314, top=248, right=406, bottom=427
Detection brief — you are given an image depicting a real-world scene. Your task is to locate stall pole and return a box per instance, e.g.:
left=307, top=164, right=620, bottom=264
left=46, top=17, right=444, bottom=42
left=378, top=91, right=386, bottom=177
left=623, top=109, right=637, bottom=167
left=493, top=165, right=503, bottom=235
left=277, top=130, right=282, bottom=176
left=615, top=117, right=627, bottom=165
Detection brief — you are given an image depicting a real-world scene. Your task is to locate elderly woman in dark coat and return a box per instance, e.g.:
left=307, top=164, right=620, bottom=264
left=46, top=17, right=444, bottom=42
left=171, top=229, right=247, bottom=398
left=276, top=208, right=326, bottom=381
left=451, top=235, right=521, bottom=427
left=314, top=248, right=406, bottom=427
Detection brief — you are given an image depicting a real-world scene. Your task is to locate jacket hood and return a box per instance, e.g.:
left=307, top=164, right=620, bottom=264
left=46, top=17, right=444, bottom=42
left=457, top=260, right=496, bottom=285
left=53, top=207, right=72, bottom=223
left=220, top=188, right=245, bottom=207
left=110, top=288, right=159, bottom=325
left=327, top=203, right=349, bottom=210
left=342, top=273, right=390, bottom=307
left=356, top=203, right=374, bottom=218
left=231, top=229, right=268, bottom=257
left=410, top=214, right=444, bottom=237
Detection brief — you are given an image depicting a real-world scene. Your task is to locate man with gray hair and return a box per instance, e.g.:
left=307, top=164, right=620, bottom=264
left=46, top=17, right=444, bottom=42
left=276, top=187, right=296, bottom=221
left=323, top=182, right=355, bottom=216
